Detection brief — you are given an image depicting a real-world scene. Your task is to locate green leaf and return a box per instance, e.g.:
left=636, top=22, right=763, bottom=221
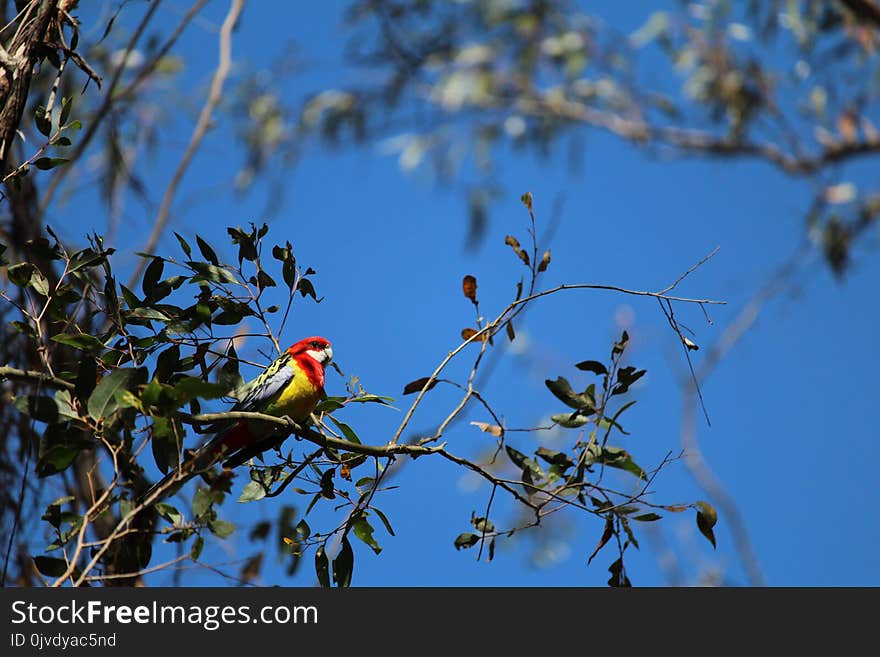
left=87, top=368, right=135, bottom=420
left=314, top=397, right=345, bottom=413
left=604, top=400, right=637, bottom=436
left=504, top=445, right=529, bottom=471
left=154, top=344, right=180, bottom=383
left=454, top=533, right=479, bottom=550
left=551, top=411, right=590, bottom=428
left=332, top=537, right=354, bottom=587
left=587, top=445, right=647, bottom=480
left=255, top=270, right=276, bottom=290
left=612, top=330, right=630, bottom=357
left=535, top=447, right=574, bottom=469
left=372, top=508, right=395, bottom=536
left=588, top=516, right=614, bottom=565
left=612, top=366, right=646, bottom=396
left=29, top=270, right=50, bottom=296
left=196, top=235, right=219, bottom=265
left=346, top=394, right=394, bottom=406
left=297, top=278, right=319, bottom=301
left=328, top=417, right=361, bottom=444
left=174, top=232, right=192, bottom=258
left=505, top=445, right=544, bottom=478
left=315, top=546, right=330, bottom=588
left=295, top=519, right=311, bottom=541
left=151, top=416, right=183, bottom=475
left=545, top=376, right=590, bottom=410
left=319, top=468, right=336, bottom=499
left=36, top=442, right=82, bottom=478
left=155, top=503, right=182, bottom=525
left=14, top=395, right=60, bottom=424
left=60, top=96, right=73, bottom=126
left=33, top=157, right=69, bottom=171
left=695, top=501, right=718, bottom=549
left=186, top=261, right=237, bottom=285
left=190, top=536, right=205, bottom=561
left=172, top=377, right=228, bottom=403
left=142, top=257, right=164, bottom=297
left=575, top=360, right=608, bottom=376
left=192, top=488, right=213, bottom=517
left=607, top=557, right=632, bottom=587
left=7, top=262, right=36, bottom=287
left=51, top=333, right=106, bottom=352
left=208, top=519, right=235, bottom=539
left=632, top=513, right=662, bottom=522
left=68, top=248, right=107, bottom=274
left=352, top=514, right=382, bottom=554
left=238, top=480, right=266, bottom=503
left=34, top=106, right=51, bottom=137
left=33, top=555, right=68, bottom=578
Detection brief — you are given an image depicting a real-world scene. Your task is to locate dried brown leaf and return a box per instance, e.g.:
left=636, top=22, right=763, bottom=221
left=461, top=328, right=479, bottom=341
left=537, top=249, right=551, bottom=273
left=470, top=421, right=503, bottom=437
left=462, top=274, right=478, bottom=304
left=402, top=377, right=438, bottom=395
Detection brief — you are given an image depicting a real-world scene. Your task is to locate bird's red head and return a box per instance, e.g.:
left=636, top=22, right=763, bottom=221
left=288, top=336, right=333, bottom=367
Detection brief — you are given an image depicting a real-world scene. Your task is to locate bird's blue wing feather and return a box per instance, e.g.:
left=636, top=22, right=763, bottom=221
left=231, top=353, right=297, bottom=411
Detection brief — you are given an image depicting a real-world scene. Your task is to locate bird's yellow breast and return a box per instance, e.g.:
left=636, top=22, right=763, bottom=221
left=269, top=361, right=322, bottom=420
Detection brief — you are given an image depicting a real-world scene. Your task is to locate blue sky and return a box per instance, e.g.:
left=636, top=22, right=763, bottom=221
left=45, top=1, right=880, bottom=587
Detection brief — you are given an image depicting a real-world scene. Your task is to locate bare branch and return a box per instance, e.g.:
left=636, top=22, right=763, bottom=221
left=127, top=0, right=244, bottom=289
left=0, top=365, right=75, bottom=390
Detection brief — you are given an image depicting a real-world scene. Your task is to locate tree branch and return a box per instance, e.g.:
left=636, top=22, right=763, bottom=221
left=523, top=95, right=880, bottom=176
left=127, top=0, right=244, bottom=289
left=0, top=365, right=75, bottom=391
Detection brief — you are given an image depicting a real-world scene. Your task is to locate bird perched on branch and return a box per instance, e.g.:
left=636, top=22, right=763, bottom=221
left=138, top=336, right=333, bottom=504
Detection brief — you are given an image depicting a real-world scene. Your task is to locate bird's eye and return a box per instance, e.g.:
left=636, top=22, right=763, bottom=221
left=310, top=341, right=320, bottom=348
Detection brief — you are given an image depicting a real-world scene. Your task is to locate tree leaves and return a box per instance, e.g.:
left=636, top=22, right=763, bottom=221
left=315, top=546, right=330, bottom=588
left=196, top=235, right=219, bottom=266
left=504, top=235, right=530, bottom=266
left=238, top=480, right=267, bottom=503
left=462, top=274, right=478, bottom=304
left=470, top=421, right=503, bottom=437
left=575, top=360, right=608, bottom=376
left=586, top=445, right=647, bottom=480
left=612, top=366, right=646, bottom=397
left=588, top=516, right=614, bottom=565
left=695, top=501, right=718, bottom=549
left=537, top=249, right=551, bottom=272
left=402, top=376, right=438, bottom=395
left=33, top=555, right=68, bottom=578
left=87, top=368, right=136, bottom=421
left=352, top=513, right=382, bottom=554
left=208, top=519, right=236, bottom=539
left=454, top=533, right=479, bottom=550
left=332, top=537, right=354, bottom=587
left=545, top=376, right=589, bottom=410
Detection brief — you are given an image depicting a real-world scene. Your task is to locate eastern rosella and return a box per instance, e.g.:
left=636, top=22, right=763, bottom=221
left=139, top=336, right=333, bottom=503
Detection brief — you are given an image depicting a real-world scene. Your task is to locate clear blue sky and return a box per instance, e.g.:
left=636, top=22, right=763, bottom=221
left=50, top=2, right=880, bottom=586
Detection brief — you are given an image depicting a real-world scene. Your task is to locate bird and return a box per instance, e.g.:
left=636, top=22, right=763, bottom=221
left=138, top=336, right=333, bottom=504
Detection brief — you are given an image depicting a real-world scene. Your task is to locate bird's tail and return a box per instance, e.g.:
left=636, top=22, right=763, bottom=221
left=136, top=424, right=238, bottom=506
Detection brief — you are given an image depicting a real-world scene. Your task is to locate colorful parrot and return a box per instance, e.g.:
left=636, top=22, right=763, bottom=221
left=139, top=336, right=333, bottom=504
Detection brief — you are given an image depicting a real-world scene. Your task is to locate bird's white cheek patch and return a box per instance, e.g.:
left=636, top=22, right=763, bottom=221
left=306, top=348, right=331, bottom=365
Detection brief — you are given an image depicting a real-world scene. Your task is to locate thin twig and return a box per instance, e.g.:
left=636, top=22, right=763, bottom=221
left=127, top=0, right=244, bottom=289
